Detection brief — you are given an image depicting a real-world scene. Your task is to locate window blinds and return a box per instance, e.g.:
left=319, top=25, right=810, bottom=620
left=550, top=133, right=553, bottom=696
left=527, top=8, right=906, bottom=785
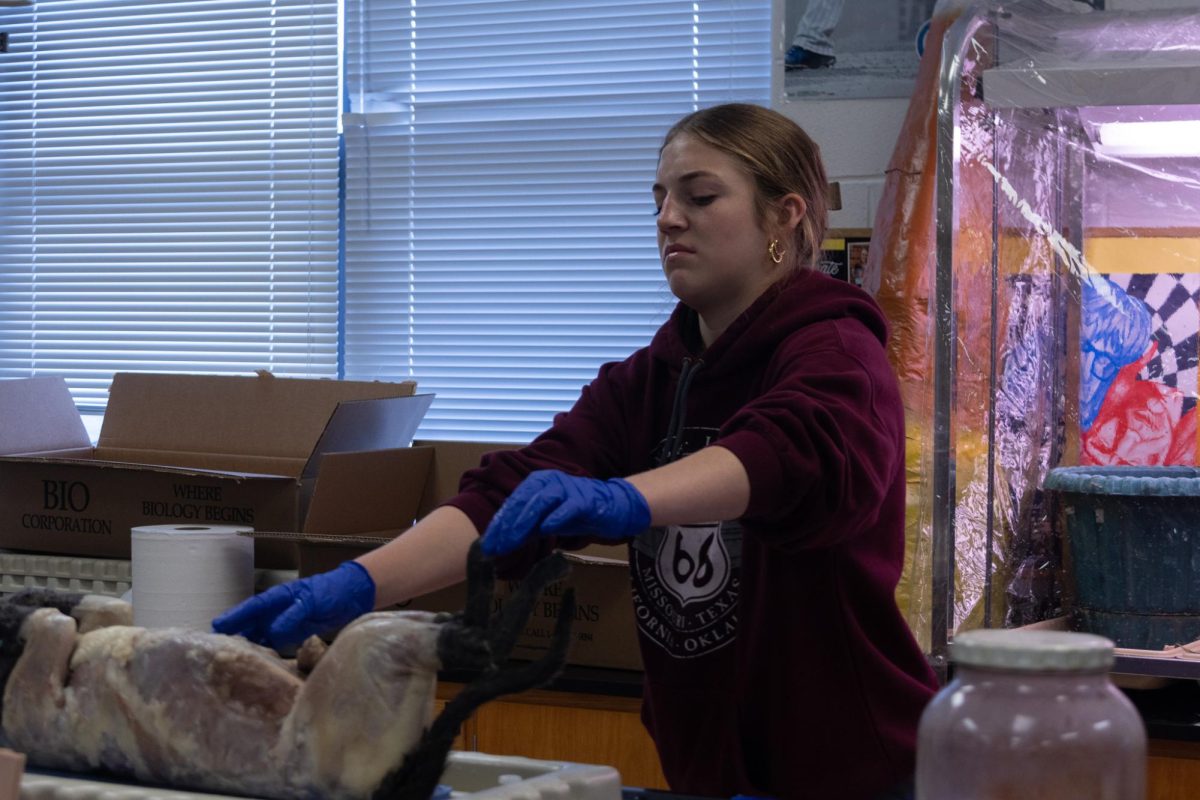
left=0, top=0, right=340, bottom=408
left=341, top=0, right=770, bottom=442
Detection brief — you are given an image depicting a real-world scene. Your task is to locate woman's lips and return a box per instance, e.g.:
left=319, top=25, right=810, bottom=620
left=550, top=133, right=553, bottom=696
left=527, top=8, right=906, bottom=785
left=663, top=244, right=693, bottom=262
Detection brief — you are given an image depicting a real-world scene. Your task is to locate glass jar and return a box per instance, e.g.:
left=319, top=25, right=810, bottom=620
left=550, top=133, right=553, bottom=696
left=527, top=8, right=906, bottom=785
left=916, top=628, right=1145, bottom=800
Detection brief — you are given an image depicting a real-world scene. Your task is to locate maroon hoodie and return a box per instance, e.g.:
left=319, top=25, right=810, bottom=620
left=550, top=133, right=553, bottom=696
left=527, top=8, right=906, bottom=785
left=446, top=269, right=938, bottom=799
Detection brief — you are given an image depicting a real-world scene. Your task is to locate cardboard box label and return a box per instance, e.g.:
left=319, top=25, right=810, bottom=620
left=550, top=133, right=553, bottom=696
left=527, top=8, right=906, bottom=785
left=0, top=461, right=296, bottom=560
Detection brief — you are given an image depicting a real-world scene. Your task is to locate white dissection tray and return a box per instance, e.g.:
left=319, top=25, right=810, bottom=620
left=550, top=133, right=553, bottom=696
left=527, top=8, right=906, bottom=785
left=20, top=751, right=623, bottom=800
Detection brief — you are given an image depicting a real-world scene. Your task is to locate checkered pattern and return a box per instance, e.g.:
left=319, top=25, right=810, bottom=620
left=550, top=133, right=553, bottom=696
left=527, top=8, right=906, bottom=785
left=1106, top=272, right=1200, bottom=414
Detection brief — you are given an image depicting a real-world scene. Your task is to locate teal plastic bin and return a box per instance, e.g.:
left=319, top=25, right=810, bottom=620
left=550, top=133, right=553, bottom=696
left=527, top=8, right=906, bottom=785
left=1045, top=465, right=1200, bottom=650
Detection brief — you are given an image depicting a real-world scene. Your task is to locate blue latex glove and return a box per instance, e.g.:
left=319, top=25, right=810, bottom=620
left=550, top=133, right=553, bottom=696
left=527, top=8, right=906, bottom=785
left=211, top=561, right=376, bottom=651
left=481, top=469, right=651, bottom=557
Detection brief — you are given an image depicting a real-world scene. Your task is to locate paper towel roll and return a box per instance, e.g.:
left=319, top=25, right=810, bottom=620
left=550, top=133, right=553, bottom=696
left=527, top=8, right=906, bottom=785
left=131, top=524, right=255, bottom=631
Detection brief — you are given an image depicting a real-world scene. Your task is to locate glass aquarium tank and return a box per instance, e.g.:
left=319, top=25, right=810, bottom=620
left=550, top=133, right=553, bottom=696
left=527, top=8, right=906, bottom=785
left=910, top=0, right=1200, bottom=675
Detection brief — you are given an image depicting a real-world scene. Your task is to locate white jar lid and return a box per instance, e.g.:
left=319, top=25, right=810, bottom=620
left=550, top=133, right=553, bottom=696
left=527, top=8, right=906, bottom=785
left=950, top=628, right=1115, bottom=671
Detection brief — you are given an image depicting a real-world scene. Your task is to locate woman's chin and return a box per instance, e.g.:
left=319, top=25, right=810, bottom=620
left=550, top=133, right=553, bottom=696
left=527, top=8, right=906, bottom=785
left=665, top=273, right=705, bottom=306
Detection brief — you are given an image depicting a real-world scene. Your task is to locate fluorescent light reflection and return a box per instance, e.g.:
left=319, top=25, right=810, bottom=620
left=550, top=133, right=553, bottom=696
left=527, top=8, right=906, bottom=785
left=1096, top=119, right=1200, bottom=157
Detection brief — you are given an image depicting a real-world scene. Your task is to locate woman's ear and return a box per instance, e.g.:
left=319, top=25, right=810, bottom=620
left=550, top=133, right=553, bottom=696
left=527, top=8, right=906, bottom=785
left=776, top=193, right=807, bottom=233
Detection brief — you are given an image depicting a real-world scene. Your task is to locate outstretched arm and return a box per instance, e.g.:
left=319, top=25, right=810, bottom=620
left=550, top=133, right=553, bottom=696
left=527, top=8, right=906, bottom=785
left=355, top=505, right=480, bottom=609
left=214, top=505, right=480, bottom=649
left=625, top=444, right=750, bottom=527
left=481, top=445, right=751, bottom=557
left=218, top=446, right=751, bottom=644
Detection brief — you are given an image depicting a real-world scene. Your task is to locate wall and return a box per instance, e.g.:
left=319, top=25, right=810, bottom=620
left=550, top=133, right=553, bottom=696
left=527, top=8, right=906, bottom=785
left=776, top=97, right=909, bottom=230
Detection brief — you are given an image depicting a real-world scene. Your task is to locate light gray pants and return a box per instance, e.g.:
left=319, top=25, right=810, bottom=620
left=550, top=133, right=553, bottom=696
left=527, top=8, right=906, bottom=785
left=790, top=0, right=843, bottom=56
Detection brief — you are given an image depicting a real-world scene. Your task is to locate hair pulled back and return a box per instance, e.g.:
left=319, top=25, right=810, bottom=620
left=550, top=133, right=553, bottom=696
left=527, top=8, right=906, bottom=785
left=661, top=103, right=829, bottom=271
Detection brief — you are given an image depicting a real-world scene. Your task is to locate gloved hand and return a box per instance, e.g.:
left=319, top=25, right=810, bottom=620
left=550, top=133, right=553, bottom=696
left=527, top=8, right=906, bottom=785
left=211, top=560, right=376, bottom=651
left=480, top=469, right=651, bottom=557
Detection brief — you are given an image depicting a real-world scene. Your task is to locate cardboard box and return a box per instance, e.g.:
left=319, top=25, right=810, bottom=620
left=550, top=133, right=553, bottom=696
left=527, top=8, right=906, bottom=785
left=403, top=544, right=641, bottom=672
left=0, top=373, right=431, bottom=568
left=254, top=440, right=643, bottom=671
left=265, top=439, right=507, bottom=571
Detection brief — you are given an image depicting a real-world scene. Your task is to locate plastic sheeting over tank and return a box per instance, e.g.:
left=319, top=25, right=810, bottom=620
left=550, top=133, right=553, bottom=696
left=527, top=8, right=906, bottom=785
left=869, top=0, right=1200, bottom=663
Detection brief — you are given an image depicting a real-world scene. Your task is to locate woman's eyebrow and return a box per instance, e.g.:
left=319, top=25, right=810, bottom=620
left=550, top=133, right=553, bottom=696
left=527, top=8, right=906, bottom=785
left=651, top=170, right=719, bottom=193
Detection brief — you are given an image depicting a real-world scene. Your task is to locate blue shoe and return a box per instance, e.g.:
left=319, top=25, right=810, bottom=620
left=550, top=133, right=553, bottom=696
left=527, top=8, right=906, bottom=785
left=785, top=46, right=836, bottom=70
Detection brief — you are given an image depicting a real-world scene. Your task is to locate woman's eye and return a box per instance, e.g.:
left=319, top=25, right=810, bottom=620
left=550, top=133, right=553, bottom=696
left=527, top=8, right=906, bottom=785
left=692, top=195, right=716, bottom=206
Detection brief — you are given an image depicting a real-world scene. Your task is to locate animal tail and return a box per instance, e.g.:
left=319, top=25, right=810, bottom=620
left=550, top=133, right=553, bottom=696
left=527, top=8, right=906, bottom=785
left=370, top=543, right=576, bottom=800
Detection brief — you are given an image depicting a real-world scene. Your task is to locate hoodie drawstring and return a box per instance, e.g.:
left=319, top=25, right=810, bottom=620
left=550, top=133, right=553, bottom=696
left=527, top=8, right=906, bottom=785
left=663, top=357, right=704, bottom=464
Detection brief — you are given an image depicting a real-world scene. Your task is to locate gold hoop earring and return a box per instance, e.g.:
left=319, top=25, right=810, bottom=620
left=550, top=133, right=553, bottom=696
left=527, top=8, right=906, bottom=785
left=768, top=239, right=786, bottom=264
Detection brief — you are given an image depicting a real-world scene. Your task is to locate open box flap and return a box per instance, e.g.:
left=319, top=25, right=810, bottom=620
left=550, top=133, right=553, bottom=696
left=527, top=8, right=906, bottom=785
left=98, top=372, right=417, bottom=460
left=300, top=394, right=434, bottom=481
left=0, top=377, right=91, bottom=455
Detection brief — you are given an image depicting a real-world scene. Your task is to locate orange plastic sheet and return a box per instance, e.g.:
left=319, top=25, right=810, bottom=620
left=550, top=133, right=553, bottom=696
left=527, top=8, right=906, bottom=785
left=866, top=0, right=971, bottom=650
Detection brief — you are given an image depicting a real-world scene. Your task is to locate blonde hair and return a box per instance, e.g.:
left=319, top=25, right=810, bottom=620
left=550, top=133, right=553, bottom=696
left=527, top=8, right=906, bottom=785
left=661, top=103, right=829, bottom=271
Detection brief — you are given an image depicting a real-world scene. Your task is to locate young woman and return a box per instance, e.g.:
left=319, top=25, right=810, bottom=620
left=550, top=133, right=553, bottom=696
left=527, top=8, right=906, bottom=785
left=216, top=103, right=937, bottom=800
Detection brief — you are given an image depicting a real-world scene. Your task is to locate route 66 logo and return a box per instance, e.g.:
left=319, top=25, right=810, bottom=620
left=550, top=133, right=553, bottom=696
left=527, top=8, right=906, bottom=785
left=657, top=522, right=730, bottom=606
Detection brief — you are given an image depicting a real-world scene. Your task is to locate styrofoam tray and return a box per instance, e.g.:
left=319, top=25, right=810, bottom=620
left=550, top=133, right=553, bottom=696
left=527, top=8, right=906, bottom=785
left=20, top=751, right=622, bottom=800
left=0, top=552, right=131, bottom=597
left=0, top=550, right=297, bottom=599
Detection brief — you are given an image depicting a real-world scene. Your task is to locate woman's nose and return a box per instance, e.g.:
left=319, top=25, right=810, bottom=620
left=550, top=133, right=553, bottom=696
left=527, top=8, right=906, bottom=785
left=656, top=195, right=684, bottom=231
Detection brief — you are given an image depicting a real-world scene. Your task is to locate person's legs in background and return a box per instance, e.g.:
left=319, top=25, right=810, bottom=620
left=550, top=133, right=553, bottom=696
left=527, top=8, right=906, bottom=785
left=786, top=0, right=844, bottom=70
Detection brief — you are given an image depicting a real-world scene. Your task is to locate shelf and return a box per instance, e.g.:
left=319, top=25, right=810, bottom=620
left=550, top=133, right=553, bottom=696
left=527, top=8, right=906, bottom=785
left=982, top=55, right=1200, bottom=109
